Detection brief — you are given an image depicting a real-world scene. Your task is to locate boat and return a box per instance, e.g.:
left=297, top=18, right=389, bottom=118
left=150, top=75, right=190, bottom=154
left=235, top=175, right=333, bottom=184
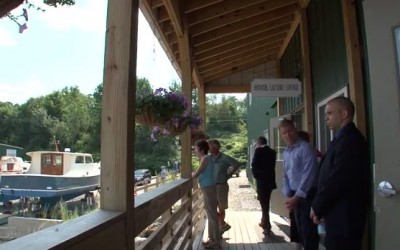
left=0, top=156, right=30, bottom=174
left=0, top=150, right=100, bottom=203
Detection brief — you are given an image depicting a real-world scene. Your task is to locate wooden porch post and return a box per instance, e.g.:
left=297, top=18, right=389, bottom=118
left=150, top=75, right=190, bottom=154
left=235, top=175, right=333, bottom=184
left=198, top=83, right=206, bottom=131
left=178, top=18, right=193, bottom=179
left=299, top=7, right=315, bottom=141
left=342, top=0, right=366, bottom=136
left=101, top=0, right=138, bottom=247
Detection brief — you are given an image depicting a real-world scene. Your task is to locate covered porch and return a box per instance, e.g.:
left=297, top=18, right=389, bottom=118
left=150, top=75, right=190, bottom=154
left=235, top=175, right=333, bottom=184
left=0, top=0, right=378, bottom=249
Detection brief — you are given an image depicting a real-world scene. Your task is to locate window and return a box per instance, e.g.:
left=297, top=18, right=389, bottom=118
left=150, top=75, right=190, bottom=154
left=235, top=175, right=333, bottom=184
left=76, top=156, right=84, bottom=163
left=54, top=155, right=63, bottom=166
left=41, top=155, right=51, bottom=167
left=316, top=86, right=348, bottom=154
left=85, top=156, right=93, bottom=163
left=394, top=27, right=400, bottom=80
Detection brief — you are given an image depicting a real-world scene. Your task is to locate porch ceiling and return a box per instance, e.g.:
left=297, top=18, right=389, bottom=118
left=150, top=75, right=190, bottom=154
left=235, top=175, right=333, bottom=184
left=0, top=0, right=23, bottom=18
left=140, top=0, right=304, bottom=93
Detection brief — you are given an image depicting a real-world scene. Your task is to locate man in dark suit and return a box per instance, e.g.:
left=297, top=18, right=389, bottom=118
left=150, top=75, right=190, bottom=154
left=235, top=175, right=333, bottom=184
left=251, top=136, right=277, bottom=235
left=310, top=96, right=370, bottom=250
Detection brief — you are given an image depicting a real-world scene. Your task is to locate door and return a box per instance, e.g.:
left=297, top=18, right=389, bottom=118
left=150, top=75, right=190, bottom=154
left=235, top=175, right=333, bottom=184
left=363, top=1, right=400, bottom=248
left=41, top=153, right=64, bottom=175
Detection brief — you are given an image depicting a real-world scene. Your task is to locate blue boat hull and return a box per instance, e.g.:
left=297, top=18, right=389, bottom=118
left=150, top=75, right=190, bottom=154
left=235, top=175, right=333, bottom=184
left=0, top=174, right=100, bottom=200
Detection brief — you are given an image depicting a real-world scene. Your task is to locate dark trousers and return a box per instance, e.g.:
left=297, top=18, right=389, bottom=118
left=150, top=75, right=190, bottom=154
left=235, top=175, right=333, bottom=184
left=256, top=180, right=273, bottom=229
left=290, top=210, right=300, bottom=242
left=293, top=197, right=319, bottom=250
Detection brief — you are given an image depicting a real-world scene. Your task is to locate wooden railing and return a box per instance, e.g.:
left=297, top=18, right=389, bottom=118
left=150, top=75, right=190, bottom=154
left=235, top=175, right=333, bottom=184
left=0, top=178, right=205, bottom=249
left=135, top=173, right=181, bottom=194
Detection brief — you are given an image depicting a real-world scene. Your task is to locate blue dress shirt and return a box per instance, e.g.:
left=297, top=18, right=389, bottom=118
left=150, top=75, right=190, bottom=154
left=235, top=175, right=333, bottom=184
left=282, top=139, right=319, bottom=198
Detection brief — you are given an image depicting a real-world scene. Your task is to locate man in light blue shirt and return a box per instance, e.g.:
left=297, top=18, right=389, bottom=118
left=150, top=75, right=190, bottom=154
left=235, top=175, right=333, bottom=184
left=279, top=119, right=319, bottom=250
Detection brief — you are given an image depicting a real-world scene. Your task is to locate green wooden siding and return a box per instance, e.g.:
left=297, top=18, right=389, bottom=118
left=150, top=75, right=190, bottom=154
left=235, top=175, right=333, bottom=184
left=280, top=28, right=303, bottom=114
left=247, top=96, right=277, bottom=143
left=307, top=0, right=348, bottom=102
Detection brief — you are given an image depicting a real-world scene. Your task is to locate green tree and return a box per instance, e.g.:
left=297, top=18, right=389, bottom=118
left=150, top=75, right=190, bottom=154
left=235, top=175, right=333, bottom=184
left=0, top=102, right=20, bottom=145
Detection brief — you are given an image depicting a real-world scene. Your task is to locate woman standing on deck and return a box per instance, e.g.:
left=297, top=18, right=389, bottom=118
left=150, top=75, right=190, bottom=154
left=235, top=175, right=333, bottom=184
left=192, top=139, right=221, bottom=249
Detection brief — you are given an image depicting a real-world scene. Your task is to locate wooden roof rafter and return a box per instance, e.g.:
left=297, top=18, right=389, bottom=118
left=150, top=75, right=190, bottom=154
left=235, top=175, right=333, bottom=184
left=192, top=14, right=295, bottom=47
left=139, top=0, right=302, bottom=91
left=195, top=32, right=287, bottom=62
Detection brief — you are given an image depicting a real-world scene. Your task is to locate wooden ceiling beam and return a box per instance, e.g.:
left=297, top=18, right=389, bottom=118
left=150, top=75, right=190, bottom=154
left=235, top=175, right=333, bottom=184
left=203, top=56, right=277, bottom=82
left=204, top=85, right=250, bottom=94
left=278, top=11, right=300, bottom=58
left=168, top=32, right=178, bottom=45
left=197, top=41, right=281, bottom=68
left=150, top=0, right=164, bottom=9
left=184, top=0, right=224, bottom=14
left=189, top=3, right=298, bottom=36
left=163, top=20, right=175, bottom=35
left=200, top=49, right=278, bottom=75
left=195, top=32, right=286, bottom=62
left=195, top=23, right=291, bottom=54
left=0, top=0, right=23, bottom=18
left=162, top=0, right=183, bottom=37
left=198, top=47, right=280, bottom=73
left=192, top=14, right=294, bottom=47
left=187, top=0, right=271, bottom=26
left=192, top=66, right=203, bottom=90
left=157, top=6, right=170, bottom=23
left=140, top=0, right=182, bottom=78
left=299, top=0, right=311, bottom=8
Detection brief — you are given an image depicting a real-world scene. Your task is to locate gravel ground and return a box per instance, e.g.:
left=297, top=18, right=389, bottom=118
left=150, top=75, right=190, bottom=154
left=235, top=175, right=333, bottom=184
left=226, top=173, right=261, bottom=211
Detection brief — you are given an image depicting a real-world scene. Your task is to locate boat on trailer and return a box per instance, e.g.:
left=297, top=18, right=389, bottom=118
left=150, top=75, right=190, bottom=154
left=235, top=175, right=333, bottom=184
left=0, top=151, right=100, bottom=203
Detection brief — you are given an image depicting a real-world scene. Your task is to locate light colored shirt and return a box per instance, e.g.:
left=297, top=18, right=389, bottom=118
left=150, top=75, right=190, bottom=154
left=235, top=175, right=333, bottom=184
left=198, top=155, right=215, bottom=188
left=282, top=139, right=318, bottom=198
left=212, top=152, right=239, bottom=183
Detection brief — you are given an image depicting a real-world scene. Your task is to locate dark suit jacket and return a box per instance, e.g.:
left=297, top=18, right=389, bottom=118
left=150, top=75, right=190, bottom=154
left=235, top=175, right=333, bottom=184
left=312, top=122, right=371, bottom=247
left=251, top=145, right=277, bottom=190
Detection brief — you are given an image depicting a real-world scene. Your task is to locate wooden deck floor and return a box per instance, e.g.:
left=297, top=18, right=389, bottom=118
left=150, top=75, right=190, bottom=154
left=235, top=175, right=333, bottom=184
left=193, top=176, right=325, bottom=250
left=196, top=210, right=298, bottom=250
left=195, top=211, right=327, bottom=250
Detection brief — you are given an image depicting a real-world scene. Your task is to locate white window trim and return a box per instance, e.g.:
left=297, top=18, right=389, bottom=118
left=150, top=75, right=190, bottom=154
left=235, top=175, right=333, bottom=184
left=316, top=86, right=348, bottom=151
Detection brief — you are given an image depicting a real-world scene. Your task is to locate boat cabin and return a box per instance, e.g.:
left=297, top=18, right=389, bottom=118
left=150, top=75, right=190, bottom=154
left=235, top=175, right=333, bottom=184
left=26, top=151, right=95, bottom=176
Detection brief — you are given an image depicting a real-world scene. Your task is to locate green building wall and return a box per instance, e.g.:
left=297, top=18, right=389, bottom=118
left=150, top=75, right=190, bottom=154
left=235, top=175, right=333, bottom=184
left=0, top=143, right=24, bottom=157
left=246, top=95, right=277, bottom=182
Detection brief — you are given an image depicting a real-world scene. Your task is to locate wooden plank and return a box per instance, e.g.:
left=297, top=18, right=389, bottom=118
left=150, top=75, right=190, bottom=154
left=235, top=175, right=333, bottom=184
left=204, top=85, right=250, bottom=94
left=202, top=54, right=278, bottom=83
left=0, top=0, right=23, bottom=18
left=278, top=11, right=300, bottom=58
left=195, top=24, right=291, bottom=54
left=140, top=0, right=182, bottom=78
left=178, top=17, right=192, bottom=179
left=100, top=0, right=138, bottom=248
left=198, top=47, right=279, bottom=74
left=299, top=8, right=314, bottom=140
left=187, top=0, right=278, bottom=26
left=163, top=0, right=183, bottom=37
left=191, top=14, right=294, bottom=47
left=190, top=4, right=298, bottom=36
left=197, top=82, right=206, bottom=130
left=184, top=0, right=224, bottom=13
left=341, top=0, right=366, bottom=136
left=0, top=210, right=125, bottom=249
left=134, top=178, right=192, bottom=235
left=195, top=33, right=285, bottom=63
left=150, top=0, right=164, bottom=9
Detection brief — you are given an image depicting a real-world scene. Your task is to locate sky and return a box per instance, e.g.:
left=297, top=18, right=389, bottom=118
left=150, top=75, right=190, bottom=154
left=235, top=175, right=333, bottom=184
left=0, top=0, right=181, bottom=104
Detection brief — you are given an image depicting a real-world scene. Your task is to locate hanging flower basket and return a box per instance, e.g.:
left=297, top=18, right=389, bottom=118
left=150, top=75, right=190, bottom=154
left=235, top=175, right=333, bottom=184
left=136, top=88, right=189, bottom=127
left=136, top=111, right=157, bottom=127
left=167, top=123, right=188, bottom=136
